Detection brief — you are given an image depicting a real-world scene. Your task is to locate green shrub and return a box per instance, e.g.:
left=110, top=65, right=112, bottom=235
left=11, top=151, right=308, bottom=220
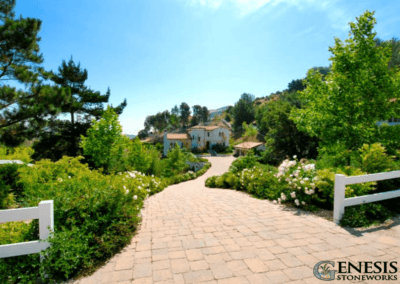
left=357, top=143, right=396, bottom=174
left=341, top=203, right=393, bottom=227
left=0, top=163, right=24, bottom=208
left=0, top=145, right=34, bottom=163
left=316, top=143, right=357, bottom=169
left=314, top=167, right=376, bottom=208
left=205, top=176, right=217, bottom=187
left=162, top=144, right=189, bottom=177
left=229, top=150, right=257, bottom=173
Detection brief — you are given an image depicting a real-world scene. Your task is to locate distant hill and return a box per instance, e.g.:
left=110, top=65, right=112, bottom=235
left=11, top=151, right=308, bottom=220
left=125, top=134, right=136, bottom=140
left=209, top=106, right=231, bottom=119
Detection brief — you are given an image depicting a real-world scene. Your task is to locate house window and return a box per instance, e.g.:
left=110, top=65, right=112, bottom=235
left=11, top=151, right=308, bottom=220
left=198, top=137, right=200, bottom=142
left=192, top=135, right=194, bottom=140
left=219, top=132, right=222, bottom=136
left=389, top=117, right=400, bottom=123
left=207, top=132, right=210, bottom=137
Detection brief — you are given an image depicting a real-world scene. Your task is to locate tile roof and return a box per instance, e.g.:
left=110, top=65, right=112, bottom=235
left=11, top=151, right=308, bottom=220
left=189, top=125, right=226, bottom=131
left=166, top=133, right=190, bottom=140
left=234, top=142, right=264, bottom=149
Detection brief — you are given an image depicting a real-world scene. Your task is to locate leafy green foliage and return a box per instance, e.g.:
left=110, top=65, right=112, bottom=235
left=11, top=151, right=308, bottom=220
left=291, top=10, right=400, bottom=152
left=229, top=150, right=257, bottom=173
left=80, top=106, right=130, bottom=173
left=256, top=94, right=319, bottom=165
left=162, top=143, right=190, bottom=177
left=357, top=143, right=396, bottom=174
left=0, top=144, right=34, bottom=162
left=341, top=203, right=393, bottom=227
left=242, top=122, right=257, bottom=141
left=0, top=163, right=23, bottom=208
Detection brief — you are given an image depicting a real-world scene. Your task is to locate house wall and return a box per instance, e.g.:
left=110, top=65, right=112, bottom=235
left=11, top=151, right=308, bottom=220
left=163, top=134, right=188, bottom=156
left=208, top=128, right=230, bottom=149
left=188, top=129, right=206, bottom=149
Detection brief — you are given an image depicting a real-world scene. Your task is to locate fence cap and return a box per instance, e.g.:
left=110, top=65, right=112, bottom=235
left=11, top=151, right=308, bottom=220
left=0, top=160, right=24, bottom=164
left=39, top=200, right=54, bottom=205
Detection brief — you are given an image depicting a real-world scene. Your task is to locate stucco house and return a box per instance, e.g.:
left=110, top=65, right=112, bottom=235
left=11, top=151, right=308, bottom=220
left=234, top=142, right=266, bottom=156
left=163, top=125, right=230, bottom=156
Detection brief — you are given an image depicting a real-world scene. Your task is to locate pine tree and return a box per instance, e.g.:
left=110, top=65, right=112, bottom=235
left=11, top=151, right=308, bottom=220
left=0, top=0, right=69, bottom=146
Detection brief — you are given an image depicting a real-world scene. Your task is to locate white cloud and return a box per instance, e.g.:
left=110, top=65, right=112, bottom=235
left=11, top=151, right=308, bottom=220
left=188, top=0, right=351, bottom=31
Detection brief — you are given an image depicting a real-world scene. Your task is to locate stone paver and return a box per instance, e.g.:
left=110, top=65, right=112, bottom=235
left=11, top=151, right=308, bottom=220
left=74, top=157, right=400, bottom=284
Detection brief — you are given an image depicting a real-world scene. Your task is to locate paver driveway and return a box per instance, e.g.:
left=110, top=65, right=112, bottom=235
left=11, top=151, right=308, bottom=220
left=75, top=157, right=400, bottom=284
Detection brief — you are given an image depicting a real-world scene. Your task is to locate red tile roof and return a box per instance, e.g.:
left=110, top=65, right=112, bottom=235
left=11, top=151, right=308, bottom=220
left=166, top=133, right=190, bottom=140
left=234, top=142, right=264, bottom=149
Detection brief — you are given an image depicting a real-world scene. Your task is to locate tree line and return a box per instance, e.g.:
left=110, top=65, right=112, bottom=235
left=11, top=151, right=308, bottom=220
left=139, top=103, right=210, bottom=138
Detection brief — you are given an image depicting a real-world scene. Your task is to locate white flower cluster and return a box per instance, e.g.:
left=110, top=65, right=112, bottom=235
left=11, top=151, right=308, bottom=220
left=302, top=164, right=315, bottom=172
left=276, top=159, right=297, bottom=178
left=125, top=171, right=145, bottom=179
left=273, top=158, right=319, bottom=207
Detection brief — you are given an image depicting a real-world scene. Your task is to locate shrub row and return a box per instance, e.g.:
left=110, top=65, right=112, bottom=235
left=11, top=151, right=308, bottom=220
left=206, top=144, right=400, bottom=227
left=165, top=159, right=211, bottom=185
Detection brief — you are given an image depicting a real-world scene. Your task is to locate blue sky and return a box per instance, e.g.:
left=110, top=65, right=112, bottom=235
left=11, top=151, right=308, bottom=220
left=14, top=0, right=400, bottom=135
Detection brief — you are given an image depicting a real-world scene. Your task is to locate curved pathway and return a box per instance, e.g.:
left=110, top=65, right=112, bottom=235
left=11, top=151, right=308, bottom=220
left=75, top=157, right=400, bottom=284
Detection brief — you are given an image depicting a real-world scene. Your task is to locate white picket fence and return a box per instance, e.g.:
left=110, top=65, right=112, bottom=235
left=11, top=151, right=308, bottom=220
left=0, top=200, right=54, bottom=258
left=334, top=171, right=400, bottom=224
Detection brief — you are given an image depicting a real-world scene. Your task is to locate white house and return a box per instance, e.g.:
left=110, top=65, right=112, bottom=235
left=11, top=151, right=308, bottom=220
left=188, top=125, right=230, bottom=150
left=163, top=125, right=230, bottom=156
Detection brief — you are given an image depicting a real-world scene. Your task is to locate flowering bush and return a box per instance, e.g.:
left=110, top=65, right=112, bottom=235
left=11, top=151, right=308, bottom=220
left=271, top=157, right=319, bottom=208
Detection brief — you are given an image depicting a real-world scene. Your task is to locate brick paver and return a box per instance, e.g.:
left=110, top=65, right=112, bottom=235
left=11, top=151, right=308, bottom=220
left=74, top=157, right=400, bottom=284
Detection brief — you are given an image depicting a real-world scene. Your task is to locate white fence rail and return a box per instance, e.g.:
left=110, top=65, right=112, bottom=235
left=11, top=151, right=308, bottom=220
left=0, top=200, right=54, bottom=258
left=333, top=171, right=400, bottom=224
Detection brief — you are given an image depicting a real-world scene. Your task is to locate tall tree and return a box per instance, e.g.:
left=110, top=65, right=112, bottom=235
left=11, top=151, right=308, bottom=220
left=171, top=105, right=180, bottom=116
left=291, top=10, right=400, bottom=153
left=0, top=0, right=69, bottom=146
left=33, top=57, right=127, bottom=159
left=200, top=106, right=209, bottom=124
left=232, top=93, right=255, bottom=130
left=153, top=110, right=170, bottom=132
left=191, top=105, right=202, bottom=126
left=179, top=102, right=190, bottom=127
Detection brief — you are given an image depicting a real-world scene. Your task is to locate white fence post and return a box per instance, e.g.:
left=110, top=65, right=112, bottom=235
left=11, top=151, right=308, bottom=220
left=333, top=174, right=346, bottom=224
left=38, top=200, right=54, bottom=241
left=38, top=200, right=53, bottom=263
